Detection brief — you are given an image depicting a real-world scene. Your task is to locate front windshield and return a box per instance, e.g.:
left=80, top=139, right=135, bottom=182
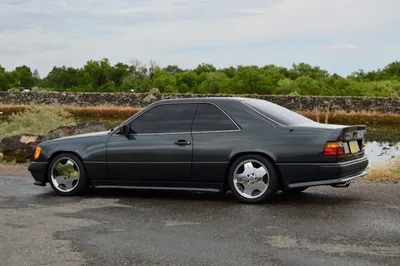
left=242, top=98, right=314, bottom=126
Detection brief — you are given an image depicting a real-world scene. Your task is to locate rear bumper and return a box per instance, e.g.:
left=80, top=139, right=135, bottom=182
left=288, top=170, right=367, bottom=188
left=277, top=156, right=369, bottom=189
left=28, top=161, right=48, bottom=186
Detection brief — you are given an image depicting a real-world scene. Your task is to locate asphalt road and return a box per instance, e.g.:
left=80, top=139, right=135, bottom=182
left=1, top=171, right=399, bottom=266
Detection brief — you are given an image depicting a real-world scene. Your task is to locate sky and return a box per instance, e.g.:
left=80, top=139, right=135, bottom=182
left=0, top=0, right=399, bottom=77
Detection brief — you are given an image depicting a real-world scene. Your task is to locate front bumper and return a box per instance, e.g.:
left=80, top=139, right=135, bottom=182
left=28, top=161, right=48, bottom=186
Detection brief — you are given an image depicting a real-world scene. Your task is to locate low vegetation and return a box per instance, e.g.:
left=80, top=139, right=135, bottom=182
left=0, top=105, right=76, bottom=140
left=1, top=104, right=400, bottom=126
left=1, top=59, right=400, bottom=97
left=0, top=157, right=17, bottom=165
left=300, top=110, right=400, bottom=125
left=0, top=104, right=141, bottom=119
left=366, top=159, right=400, bottom=180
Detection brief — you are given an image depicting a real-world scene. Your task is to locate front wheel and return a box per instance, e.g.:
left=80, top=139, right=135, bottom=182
left=228, top=155, right=279, bottom=204
left=48, top=153, right=89, bottom=196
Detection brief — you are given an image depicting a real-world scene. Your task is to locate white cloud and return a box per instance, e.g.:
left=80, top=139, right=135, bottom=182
left=0, top=0, right=399, bottom=76
left=329, top=43, right=359, bottom=50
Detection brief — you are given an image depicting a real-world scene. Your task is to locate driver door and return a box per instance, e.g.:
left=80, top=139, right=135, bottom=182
left=106, top=103, right=198, bottom=185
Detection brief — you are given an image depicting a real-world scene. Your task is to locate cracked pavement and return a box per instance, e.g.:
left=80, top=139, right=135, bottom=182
left=0, top=167, right=399, bottom=266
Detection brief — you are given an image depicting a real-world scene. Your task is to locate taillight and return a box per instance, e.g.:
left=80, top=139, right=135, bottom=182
left=361, top=138, right=366, bottom=151
left=323, top=141, right=345, bottom=156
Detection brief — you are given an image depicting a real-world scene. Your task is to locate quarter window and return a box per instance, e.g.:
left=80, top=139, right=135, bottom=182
left=130, top=104, right=198, bottom=134
left=192, top=104, right=239, bottom=132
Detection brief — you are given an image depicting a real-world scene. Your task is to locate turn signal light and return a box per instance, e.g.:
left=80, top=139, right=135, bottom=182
left=34, top=146, right=41, bottom=160
left=323, top=142, right=345, bottom=156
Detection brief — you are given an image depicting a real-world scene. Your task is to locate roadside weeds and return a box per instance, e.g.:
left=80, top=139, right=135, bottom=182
left=366, top=158, right=400, bottom=181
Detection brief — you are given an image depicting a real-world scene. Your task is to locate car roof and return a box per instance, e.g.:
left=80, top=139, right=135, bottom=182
left=155, top=96, right=252, bottom=104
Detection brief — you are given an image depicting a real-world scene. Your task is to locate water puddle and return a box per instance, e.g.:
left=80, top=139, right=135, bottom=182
left=365, top=142, right=400, bottom=167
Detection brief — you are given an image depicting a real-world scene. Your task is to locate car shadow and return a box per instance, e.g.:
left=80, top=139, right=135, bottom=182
left=72, top=187, right=359, bottom=206
left=83, top=187, right=232, bottom=202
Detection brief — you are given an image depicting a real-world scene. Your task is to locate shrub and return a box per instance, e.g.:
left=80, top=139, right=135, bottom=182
left=0, top=105, right=76, bottom=140
left=149, top=88, right=161, bottom=95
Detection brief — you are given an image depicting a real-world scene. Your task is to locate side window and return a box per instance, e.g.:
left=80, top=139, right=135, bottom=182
left=130, top=104, right=198, bottom=134
left=192, top=104, right=239, bottom=132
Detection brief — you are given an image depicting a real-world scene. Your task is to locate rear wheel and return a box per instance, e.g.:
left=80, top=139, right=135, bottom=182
left=228, top=155, right=279, bottom=204
left=48, top=153, right=89, bottom=196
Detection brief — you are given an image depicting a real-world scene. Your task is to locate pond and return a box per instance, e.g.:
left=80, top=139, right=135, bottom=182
left=1, top=113, right=399, bottom=167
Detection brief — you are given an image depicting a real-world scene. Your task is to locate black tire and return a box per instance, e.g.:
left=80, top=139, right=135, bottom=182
left=227, top=154, right=279, bottom=204
left=48, top=153, right=89, bottom=196
left=282, top=187, right=309, bottom=194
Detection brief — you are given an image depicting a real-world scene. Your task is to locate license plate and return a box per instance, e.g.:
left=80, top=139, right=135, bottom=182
left=349, top=141, right=360, bottom=154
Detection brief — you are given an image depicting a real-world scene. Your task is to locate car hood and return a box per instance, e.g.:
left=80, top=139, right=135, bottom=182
left=44, top=130, right=111, bottom=143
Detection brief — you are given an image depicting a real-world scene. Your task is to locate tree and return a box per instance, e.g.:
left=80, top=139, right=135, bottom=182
left=195, top=63, right=216, bottom=75
left=80, top=58, right=113, bottom=91
left=42, top=66, right=79, bottom=90
left=12, top=65, right=36, bottom=89
left=33, top=69, right=40, bottom=80
left=4, top=58, right=400, bottom=97
left=275, top=78, right=297, bottom=95
left=175, top=70, right=199, bottom=93
left=293, top=76, right=321, bottom=95
left=0, top=65, right=13, bottom=91
left=289, top=63, right=329, bottom=80
left=109, top=62, right=130, bottom=88
left=231, top=66, right=273, bottom=94
left=163, top=65, right=183, bottom=75
left=198, top=72, right=231, bottom=94
left=152, top=67, right=177, bottom=93
left=382, top=61, right=400, bottom=80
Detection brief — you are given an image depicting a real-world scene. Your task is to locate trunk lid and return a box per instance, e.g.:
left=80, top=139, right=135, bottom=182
left=338, top=125, right=366, bottom=141
left=287, top=122, right=367, bottom=158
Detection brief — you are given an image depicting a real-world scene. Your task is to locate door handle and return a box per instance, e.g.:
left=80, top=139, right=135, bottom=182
left=174, top=140, right=191, bottom=146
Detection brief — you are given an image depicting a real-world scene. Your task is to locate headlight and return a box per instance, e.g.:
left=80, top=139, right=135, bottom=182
left=34, top=146, right=42, bottom=160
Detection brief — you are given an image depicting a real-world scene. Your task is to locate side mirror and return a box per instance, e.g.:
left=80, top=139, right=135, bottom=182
left=120, top=124, right=130, bottom=135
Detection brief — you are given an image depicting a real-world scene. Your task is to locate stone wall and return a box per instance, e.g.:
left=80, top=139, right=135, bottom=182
left=0, top=91, right=399, bottom=113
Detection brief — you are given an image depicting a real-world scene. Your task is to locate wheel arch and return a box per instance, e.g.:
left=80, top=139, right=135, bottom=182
left=224, top=151, right=284, bottom=191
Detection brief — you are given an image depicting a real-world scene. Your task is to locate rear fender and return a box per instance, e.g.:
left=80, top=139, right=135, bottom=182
left=228, top=149, right=277, bottom=163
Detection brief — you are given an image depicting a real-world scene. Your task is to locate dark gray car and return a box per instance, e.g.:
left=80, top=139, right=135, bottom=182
left=28, top=97, right=368, bottom=203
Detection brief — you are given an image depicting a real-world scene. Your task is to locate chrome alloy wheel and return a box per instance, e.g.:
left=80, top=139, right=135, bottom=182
left=50, top=157, right=81, bottom=193
left=233, top=159, right=269, bottom=199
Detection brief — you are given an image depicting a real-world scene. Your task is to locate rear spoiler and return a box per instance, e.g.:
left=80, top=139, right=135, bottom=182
left=339, top=125, right=366, bottom=141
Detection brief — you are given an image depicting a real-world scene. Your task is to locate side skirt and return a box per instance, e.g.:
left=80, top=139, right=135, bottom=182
left=91, top=181, right=225, bottom=193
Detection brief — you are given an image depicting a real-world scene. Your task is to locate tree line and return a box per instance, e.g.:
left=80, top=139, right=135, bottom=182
left=1, top=58, right=400, bottom=97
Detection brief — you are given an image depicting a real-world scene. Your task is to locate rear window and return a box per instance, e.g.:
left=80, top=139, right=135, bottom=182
left=242, top=98, right=314, bottom=125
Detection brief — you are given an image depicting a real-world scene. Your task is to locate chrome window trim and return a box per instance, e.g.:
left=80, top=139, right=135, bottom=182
left=113, top=101, right=242, bottom=136
left=241, top=101, right=283, bottom=126
left=192, top=129, right=241, bottom=134
left=208, top=102, right=242, bottom=131
left=129, top=132, right=191, bottom=136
